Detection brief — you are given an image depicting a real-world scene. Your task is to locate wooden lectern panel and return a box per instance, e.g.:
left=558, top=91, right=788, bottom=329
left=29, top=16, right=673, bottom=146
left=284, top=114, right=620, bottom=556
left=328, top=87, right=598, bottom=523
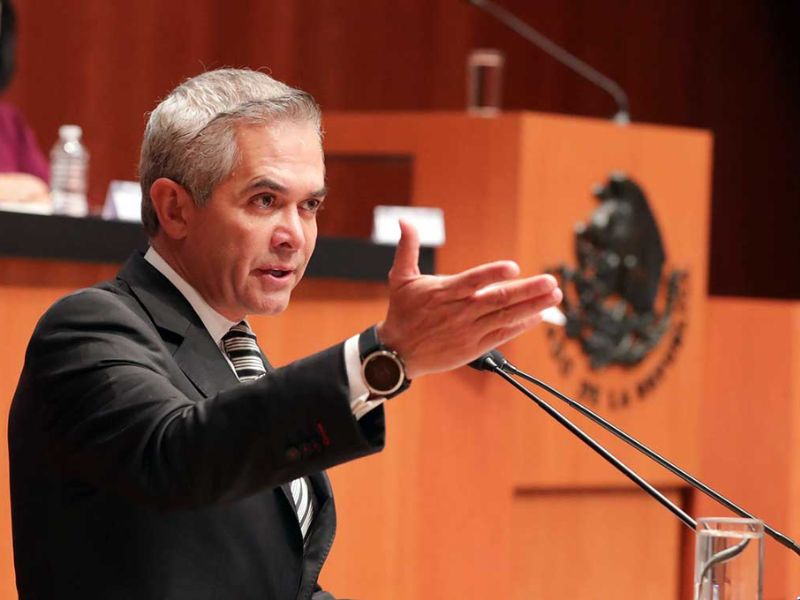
left=508, top=117, right=711, bottom=490
left=511, top=488, right=685, bottom=600
left=322, top=112, right=713, bottom=599
left=0, top=261, right=120, bottom=600
left=698, top=298, right=800, bottom=600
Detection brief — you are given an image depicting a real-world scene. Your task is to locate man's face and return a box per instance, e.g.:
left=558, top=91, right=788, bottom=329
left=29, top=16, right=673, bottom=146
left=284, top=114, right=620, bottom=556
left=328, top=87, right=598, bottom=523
left=180, top=120, right=325, bottom=320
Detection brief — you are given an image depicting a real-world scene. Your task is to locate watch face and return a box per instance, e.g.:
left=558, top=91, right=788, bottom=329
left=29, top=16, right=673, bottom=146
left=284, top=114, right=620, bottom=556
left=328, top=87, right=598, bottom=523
left=363, top=352, right=403, bottom=394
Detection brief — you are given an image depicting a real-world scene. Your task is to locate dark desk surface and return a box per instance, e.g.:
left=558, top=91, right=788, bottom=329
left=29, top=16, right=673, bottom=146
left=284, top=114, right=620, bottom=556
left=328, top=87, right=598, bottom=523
left=0, top=210, right=434, bottom=282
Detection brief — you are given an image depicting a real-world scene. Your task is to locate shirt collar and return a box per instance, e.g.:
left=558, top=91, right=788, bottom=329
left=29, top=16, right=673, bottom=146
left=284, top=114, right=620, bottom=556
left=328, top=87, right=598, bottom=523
left=144, top=247, right=239, bottom=348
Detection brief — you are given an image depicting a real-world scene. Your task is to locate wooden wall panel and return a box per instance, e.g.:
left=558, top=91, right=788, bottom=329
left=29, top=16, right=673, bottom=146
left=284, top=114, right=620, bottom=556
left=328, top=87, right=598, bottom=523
left=5, top=0, right=798, bottom=297
left=321, top=155, right=413, bottom=239
left=0, top=261, right=119, bottom=600
left=789, top=316, right=800, bottom=600
left=698, top=298, right=800, bottom=600
left=511, top=488, right=685, bottom=600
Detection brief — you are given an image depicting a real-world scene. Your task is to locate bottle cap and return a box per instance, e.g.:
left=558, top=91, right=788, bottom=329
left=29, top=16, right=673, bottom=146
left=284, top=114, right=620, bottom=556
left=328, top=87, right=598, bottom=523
left=59, top=124, right=82, bottom=141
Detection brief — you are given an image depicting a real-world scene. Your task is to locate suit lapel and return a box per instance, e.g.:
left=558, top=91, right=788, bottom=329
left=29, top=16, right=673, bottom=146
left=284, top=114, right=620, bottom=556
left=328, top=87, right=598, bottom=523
left=174, top=325, right=239, bottom=397
left=297, top=472, right=336, bottom=600
left=117, top=252, right=238, bottom=397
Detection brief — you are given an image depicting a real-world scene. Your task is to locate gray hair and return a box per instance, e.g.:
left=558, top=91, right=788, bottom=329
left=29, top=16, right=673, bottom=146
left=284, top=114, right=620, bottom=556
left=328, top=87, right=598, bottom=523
left=139, top=68, right=321, bottom=236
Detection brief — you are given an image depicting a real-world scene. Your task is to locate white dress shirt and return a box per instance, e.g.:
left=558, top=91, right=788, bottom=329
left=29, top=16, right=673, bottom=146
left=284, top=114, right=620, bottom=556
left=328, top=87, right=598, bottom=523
left=144, top=247, right=384, bottom=420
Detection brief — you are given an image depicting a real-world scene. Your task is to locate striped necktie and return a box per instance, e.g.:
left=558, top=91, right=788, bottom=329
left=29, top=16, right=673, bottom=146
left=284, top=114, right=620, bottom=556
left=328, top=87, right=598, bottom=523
left=222, top=321, right=315, bottom=539
left=221, top=322, right=267, bottom=382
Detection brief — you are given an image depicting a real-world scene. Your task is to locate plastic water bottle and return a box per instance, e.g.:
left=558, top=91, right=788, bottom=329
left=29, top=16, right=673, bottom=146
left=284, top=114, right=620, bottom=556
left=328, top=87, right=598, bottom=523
left=50, top=124, right=89, bottom=217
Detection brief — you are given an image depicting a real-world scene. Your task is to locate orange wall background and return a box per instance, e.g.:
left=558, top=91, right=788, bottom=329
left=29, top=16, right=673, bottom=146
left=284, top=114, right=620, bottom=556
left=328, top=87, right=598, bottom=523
left=697, top=299, right=800, bottom=598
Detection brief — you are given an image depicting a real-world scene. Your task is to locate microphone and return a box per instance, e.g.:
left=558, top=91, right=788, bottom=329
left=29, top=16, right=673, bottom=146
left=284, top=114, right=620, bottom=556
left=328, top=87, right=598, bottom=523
left=468, top=350, right=800, bottom=557
left=467, top=349, right=507, bottom=371
left=463, top=0, right=631, bottom=124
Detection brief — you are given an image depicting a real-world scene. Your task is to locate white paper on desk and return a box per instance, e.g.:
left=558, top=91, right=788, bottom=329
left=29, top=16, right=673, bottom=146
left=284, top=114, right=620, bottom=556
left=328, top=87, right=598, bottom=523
left=102, top=180, right=142, bottom=222
left=0, top=200, right=53, bottom=215
left=372, top=205, right=445, bottom=247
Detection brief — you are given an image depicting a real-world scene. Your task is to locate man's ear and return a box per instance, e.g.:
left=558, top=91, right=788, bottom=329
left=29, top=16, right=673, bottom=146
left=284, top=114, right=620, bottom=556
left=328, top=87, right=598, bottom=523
left=149, top=178, right=196, bottom=240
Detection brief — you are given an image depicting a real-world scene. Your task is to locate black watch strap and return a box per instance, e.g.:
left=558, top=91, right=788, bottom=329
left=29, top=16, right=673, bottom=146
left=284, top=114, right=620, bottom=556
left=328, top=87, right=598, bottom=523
left=358, top=325, right=411, bottom=400
left=358, top=324, right=382, bottom=361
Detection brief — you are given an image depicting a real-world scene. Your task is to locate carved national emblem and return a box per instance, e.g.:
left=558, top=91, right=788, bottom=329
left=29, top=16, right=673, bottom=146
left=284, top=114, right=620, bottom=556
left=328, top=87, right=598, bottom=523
left=550, top=173, right=686, bottom=370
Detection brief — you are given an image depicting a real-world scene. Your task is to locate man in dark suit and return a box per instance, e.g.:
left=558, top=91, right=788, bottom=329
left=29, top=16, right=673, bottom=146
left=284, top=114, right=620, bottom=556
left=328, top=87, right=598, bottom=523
left=8, top=68, right=562, bottom=599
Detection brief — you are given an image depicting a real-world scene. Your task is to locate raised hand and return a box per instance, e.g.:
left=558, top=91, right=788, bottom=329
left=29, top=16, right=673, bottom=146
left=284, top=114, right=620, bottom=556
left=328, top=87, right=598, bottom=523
left=377, top=220, right=562, bottom=379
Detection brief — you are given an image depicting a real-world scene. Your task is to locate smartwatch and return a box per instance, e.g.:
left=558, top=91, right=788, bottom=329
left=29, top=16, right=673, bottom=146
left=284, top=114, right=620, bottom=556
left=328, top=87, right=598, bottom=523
left=358, top=325, right=411, bottom=399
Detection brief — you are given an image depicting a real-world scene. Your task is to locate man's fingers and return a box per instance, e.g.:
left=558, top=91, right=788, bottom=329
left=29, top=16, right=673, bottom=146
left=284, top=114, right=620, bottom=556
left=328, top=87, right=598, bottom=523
left=472, top=274, right=558, bottom=310
left=440, top=260, right=521, bottom=299
left=478, top=312, right=545, bottom=351
left=388, top=219, right=421, bottom=282
left=474, top=288, right=563, bottom=333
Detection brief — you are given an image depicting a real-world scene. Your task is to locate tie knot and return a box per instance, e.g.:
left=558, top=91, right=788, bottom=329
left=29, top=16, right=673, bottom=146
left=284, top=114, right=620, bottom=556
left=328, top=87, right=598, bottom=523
left=223, top=321, right=256, bottom=341
left=222, top=321, right=266, bottom=382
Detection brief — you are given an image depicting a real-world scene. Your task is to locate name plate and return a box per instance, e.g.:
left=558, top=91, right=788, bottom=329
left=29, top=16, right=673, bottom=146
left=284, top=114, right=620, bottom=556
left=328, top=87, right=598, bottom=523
left=102, top=180, right=142, bottom=222
left=372, top=205, right=445, bottom=247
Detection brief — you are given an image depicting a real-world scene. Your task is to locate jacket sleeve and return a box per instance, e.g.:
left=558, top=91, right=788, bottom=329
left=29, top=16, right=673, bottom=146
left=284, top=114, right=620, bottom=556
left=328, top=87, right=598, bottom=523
left=15, top=287, right=385, bottom=510
left=311, top=588, right=338, bottom=600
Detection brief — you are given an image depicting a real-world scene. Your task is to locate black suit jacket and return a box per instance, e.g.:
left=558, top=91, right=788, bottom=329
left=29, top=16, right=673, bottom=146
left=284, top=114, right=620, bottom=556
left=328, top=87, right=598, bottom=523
left=8, top=253, right=385, bottom=600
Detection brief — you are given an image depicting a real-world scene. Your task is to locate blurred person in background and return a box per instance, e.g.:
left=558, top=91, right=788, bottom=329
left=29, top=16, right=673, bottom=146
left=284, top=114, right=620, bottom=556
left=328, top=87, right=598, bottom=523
left=0, top=0, right=49, bottom=204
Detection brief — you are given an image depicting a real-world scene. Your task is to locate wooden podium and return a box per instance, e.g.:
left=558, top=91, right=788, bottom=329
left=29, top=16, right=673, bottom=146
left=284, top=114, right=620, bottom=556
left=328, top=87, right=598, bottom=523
left=317, top=111, right=713, bottom=599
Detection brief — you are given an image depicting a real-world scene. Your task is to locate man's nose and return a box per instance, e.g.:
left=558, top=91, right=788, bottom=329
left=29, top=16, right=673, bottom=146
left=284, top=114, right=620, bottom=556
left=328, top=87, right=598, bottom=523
left=271, top=207, right=306, bottom=251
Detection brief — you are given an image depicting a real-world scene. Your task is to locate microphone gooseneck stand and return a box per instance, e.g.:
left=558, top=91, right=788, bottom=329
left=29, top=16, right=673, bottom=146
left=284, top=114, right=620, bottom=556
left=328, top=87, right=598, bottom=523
left=469, top=349, right=800, bottom=591
left=504, top=360, right=800, bottom=556
left=471, top=350, right=800, bottom=558
left=469, top=351, right=695, bottom=529
left=465, top=0, right=631, bottom=124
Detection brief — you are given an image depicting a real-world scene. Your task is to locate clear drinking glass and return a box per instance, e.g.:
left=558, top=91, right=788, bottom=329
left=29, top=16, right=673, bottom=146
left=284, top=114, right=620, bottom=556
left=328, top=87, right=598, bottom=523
left=467, top=48, right=504, bottom=117
left=695, top=517, right=763, bottom=600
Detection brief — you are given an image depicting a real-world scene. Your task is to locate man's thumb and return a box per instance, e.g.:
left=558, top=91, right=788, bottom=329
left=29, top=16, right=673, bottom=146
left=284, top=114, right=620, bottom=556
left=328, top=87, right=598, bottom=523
left=389, top=219, right=421, bottom=281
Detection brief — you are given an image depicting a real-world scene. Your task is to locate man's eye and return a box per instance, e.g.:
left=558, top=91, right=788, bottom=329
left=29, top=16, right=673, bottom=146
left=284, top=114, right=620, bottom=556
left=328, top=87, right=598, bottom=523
left=253, top=194, right=275, bottom=208
left=302, top=199, right=324, bottom=213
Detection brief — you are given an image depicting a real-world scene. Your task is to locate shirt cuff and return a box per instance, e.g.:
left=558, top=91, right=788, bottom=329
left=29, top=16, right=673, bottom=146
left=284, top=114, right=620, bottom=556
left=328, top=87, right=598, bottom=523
left=344, top=334, right=385, bottom=420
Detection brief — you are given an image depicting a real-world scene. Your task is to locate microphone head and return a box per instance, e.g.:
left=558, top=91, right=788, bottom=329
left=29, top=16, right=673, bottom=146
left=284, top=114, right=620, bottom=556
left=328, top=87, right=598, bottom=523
left=468, top=349, right=507, bottom=372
